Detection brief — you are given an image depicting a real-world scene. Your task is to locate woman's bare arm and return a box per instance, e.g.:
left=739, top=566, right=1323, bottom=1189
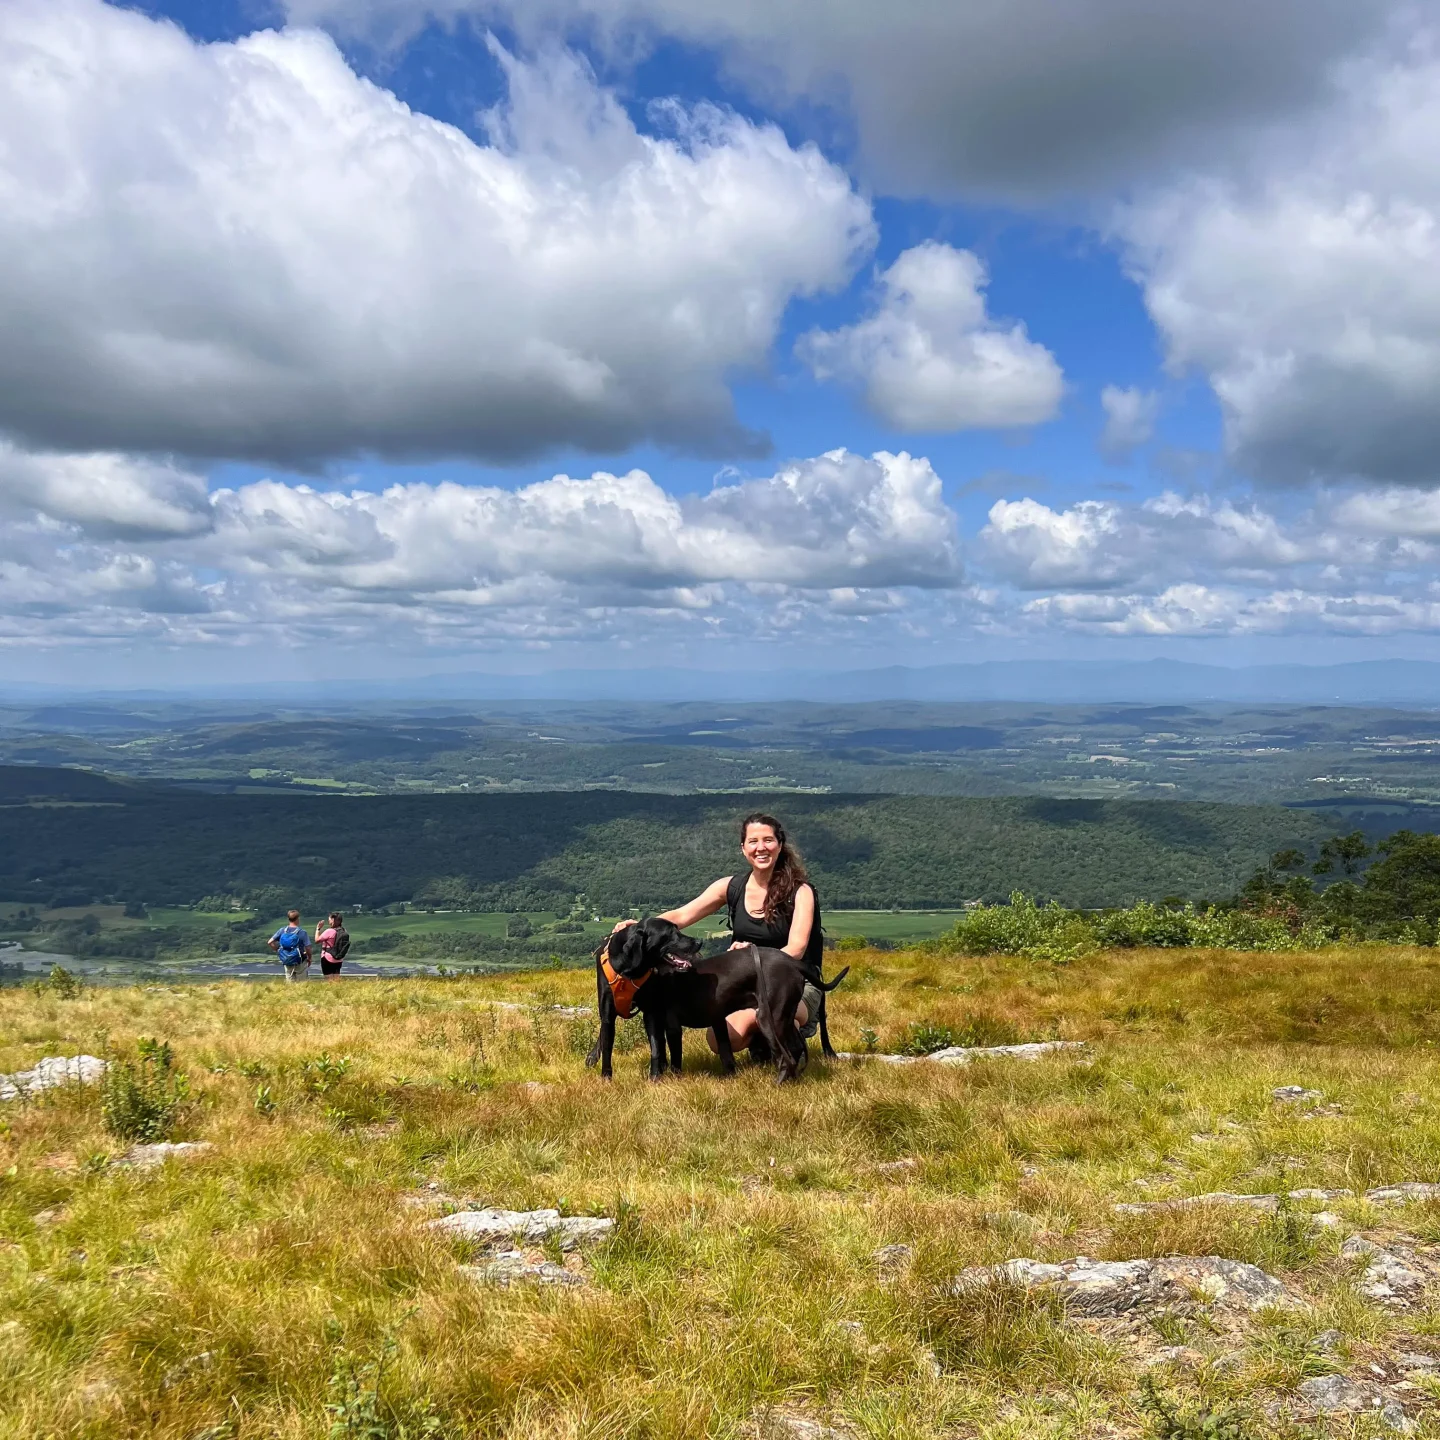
left=783, top=884, right=815, bottom=959
left=659, top=876, right=731, bottom=929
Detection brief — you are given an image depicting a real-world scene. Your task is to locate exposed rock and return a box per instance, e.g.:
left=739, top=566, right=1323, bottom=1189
left=459, top=1253, right=585, bottom=1288
left=1398, top=1352, right=1439, bottom=1372
left=0, top=1055, right=106, bottom=1101
left=952, top=1254, right=1302, bottom=1316
left=118, top=1141, right=215, bottom=1170
left=1341, top=1234, right=1426, bottom=1306
left=1273, top=1086, right=1324, bottom=1104
left=31, top=1208, right=60, bottom=1226
left=1115, top=1191, right=1279, bottom=1216
left=837, top=1041, right=1086, bottom=1065
left=426, top=1207, right=613, bottom=1250
left=161, top=1350, right=216, bottom=1389
left=1313, top=1329, right=1343, bottom=1352
left=1295, top=1372, right=1411, bottom=1428
left=874, top=1243, right=914, bottom=1277
left=1311, top=1211, right=1345, bottom=1230
left=1366, top=1182, right=1440, bottom=1206
left=748, top=1411, right=854, bottom=1440
left=1288, top=1187, right=1352, bottom=1202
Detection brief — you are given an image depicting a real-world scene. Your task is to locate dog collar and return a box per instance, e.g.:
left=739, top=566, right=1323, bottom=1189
left=600, top=950, right=651, bottom=1019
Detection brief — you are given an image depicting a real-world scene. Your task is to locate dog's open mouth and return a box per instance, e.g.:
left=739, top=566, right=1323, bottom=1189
left=663, top=953, right=694, bottom=970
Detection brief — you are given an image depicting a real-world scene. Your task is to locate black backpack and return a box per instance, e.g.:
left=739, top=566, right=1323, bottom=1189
left=332, top=926, right=350, bottom=961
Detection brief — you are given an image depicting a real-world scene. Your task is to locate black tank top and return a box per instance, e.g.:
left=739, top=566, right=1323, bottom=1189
left=726, top=874, right=824, bottom=970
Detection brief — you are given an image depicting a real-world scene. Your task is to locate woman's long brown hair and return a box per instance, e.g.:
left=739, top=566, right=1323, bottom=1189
left=740, top=812, right=809, bottom=925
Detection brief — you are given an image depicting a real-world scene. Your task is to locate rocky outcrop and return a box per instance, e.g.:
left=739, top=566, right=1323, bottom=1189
left=837, top=1041, right=1086, bottom=1065
left=426, top=1207, right=613, bottom=1250
left=952, top=1254, right=1302, bottom=1316
left=0, top=1055, right=105, bottom=1101
left=1341, top=1235, right=1426, bottom=1306
left=118, top=1141, right=214, bottom=1170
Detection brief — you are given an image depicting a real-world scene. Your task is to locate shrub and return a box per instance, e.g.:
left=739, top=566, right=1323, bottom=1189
left=942, top=893, right=1098, bottom=964
left=836, top=934, right=867, bottom=951
left=100, top=1037, right=190, bottom=1143
left=1095, top=901, right=1195, bottom=949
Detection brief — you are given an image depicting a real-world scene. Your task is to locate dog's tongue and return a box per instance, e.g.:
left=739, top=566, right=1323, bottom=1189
left=666, top=954, right=693, bottom=970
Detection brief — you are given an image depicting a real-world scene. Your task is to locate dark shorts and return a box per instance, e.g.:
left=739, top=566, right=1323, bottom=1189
left=320, top=957, right=342, bottom=976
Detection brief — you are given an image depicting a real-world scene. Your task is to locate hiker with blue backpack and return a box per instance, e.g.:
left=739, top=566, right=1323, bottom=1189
left=268, top=910, right=312, bottom=981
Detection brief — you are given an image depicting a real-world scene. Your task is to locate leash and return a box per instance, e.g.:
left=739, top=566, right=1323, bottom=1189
left=597, top=937, right=651, bottom=1019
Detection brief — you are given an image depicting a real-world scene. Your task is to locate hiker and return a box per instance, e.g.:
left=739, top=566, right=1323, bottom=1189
left=314, top=911, right=350, bottom=980
left=612, top=811, right=824, bottom=1056
left=268, top=910, right=311, bottom=981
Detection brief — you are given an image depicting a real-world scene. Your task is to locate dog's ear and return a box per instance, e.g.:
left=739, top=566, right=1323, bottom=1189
left=614, top=921, right=650, bottom=973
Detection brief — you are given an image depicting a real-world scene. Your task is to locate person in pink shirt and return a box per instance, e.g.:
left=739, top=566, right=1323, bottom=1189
left=314, top=912, right=349, bottom=980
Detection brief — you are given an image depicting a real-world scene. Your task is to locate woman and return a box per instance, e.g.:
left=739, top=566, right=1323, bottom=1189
left=620, top=812, right=824, bottom=1057
left=314, top=912, right=348, bottom=981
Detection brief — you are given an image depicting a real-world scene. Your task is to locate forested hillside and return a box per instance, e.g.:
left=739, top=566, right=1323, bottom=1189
left=0, top=767, right=1341, bottom=910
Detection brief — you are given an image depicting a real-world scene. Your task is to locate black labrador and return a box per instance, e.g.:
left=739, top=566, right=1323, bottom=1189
left=584, top=917, right=847, bottom=1083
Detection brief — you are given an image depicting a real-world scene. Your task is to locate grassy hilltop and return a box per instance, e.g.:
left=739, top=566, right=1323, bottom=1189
left=5, top=946, right=1440, bottom=1436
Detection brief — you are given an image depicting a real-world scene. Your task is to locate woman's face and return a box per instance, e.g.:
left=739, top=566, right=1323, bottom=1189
left=742, top=824, right=781, bottom=874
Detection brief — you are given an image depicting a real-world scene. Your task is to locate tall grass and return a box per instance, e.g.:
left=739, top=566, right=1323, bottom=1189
left=0, top=945, right=1439, bottom=1436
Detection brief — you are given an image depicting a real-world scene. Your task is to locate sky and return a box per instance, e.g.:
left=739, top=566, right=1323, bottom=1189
left=6, top=0, right=1440, bottom=684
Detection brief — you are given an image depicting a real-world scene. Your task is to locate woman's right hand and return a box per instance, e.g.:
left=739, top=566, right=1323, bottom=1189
left=610, top=918, right=637, bottom=935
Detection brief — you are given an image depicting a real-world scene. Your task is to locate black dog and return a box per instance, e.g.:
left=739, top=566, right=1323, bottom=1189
left=584, top=917, right=846, bottom=1083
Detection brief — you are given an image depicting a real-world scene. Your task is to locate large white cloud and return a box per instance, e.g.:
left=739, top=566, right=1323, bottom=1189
left=1119, top=48, right=1440, bottom=486
left=797, top=244, right=1062, bottom=432
left=284, top=0, right=1406, bottom=202
left=0, top=0, right=872, bottom=465
left=1098, top=386, right=1159, bottom=462
left=0, top=446, right=960, bottom=646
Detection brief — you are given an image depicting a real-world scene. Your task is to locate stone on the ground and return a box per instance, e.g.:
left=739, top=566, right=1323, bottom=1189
left=459, top=1253, right=585, bottom=1288
left=1296, top=1373, right=1407, bottom=1428
left=952, top=1254, right=1301, bottom=1316
left=1366, top=1182, right=1440, bottom=1205
left=1341, top=1234, right=1426, bottom=1305
left=1115, top=1191, right=1280, bottom=1216
left=837, top=1041, right=1085, bottom=1065
left=0, top=1055, right=106, bottom=1102
left=119, top=1141, right=215, bottom=1170
left=1311, top=1211, right=1345, bottom=1230
left=751, top=1411, right=854, bottom=1440
left=426, top=1207, right=613, bottom=1250
left=874, top=1243, right=914, bottom=1277
left=1273, top=1086, right=1324, bottom=1104
left=1399, top=1352, right=1439, bottom=1371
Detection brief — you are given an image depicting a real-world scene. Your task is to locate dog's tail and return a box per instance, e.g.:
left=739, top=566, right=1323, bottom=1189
left=803, top=964, right=850, bottom=992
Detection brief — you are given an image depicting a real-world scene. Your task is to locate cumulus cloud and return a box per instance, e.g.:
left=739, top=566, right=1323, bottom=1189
left=797, top=244, right=1062, bottom=432
left=0, top=444, right=212, bottom=539
left=0, top=0, right=872, bottom=465
left=0, top=446, right=960, bottom=646
left=284, top=0, right=1405, bottom=202
left=1099, top=386, right=1160, bottom=462
left=1119, top=47, right=1440, bottom=486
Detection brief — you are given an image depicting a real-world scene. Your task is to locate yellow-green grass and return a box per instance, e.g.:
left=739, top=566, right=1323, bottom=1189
left=3, top=947, right=1440, bottom=1437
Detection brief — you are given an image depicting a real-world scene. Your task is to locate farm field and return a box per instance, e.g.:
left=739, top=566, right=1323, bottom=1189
left=5, top=944, right=1440, bottom=1436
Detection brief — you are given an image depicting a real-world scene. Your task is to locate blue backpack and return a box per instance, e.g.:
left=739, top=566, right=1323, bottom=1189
left=275, top=925, right=308, bottom=965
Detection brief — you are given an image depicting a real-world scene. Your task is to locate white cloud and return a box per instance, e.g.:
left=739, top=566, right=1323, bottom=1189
left=798, top=244, right=1063, bottom=432
left=0, top=0, right=872, bottom=465
left=284, top=0, right=1405, bottom=202
left=1119, top=47, right=1440, bottom=486
left=0, top=443, right=212, bottom=539
left=1099, top=386, right=1159, bottom=462
left=0, top=446, right=960, bottom=647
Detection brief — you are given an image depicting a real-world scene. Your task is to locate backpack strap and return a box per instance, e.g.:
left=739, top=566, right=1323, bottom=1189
left=725, top=873, right=744, bottom=932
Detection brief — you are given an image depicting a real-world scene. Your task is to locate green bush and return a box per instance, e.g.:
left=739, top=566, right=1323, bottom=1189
left=943, top=893, right=1098, bottom=964
left=899, top=1022, right=955, bottom=1056
left=100, top=1037, right=190, bottom=1143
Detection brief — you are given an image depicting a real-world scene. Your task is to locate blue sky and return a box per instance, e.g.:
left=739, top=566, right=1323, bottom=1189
left=2, top=0, right=1439, bottom=684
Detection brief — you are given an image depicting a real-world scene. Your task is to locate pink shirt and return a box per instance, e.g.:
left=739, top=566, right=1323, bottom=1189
left=316, top=927, right=339, bottom=959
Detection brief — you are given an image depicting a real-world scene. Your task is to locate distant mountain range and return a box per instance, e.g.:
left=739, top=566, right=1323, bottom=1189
left=6, top=657, right=1440, bottom=706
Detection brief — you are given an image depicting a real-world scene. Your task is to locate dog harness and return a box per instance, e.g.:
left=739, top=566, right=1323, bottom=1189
left=600, top=945, right=651, bottom=1019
